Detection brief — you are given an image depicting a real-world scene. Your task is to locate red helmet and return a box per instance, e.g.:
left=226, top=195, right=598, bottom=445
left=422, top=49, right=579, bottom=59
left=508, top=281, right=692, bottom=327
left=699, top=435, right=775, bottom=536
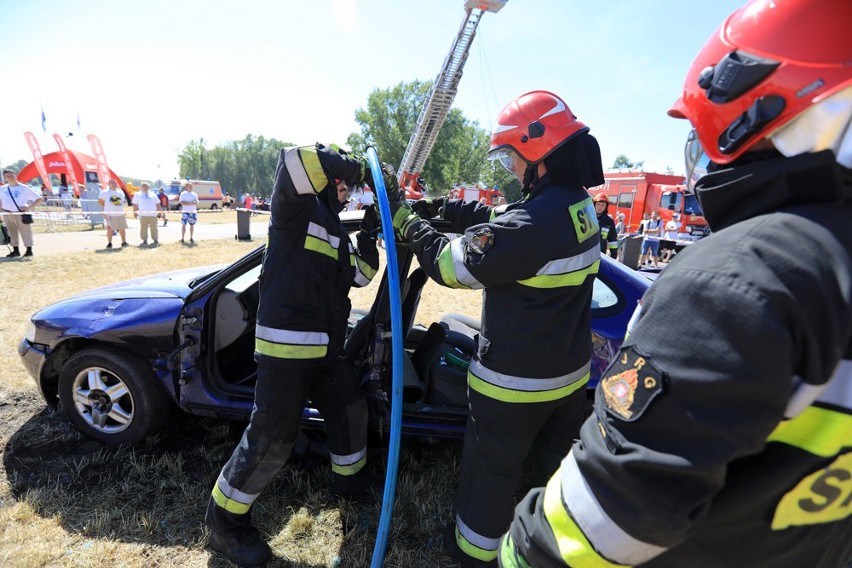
left=592, top=192, right=609, bottom=203
left=669, top=0, right=852, bottom=167
left=488, top=91, right=588, bottom=166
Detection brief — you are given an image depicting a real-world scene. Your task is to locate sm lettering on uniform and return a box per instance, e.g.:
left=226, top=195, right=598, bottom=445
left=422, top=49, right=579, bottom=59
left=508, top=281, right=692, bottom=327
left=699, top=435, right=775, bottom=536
left=772, top=452, right=852, bottom=530
left=569, top=198, right=599, bottom=244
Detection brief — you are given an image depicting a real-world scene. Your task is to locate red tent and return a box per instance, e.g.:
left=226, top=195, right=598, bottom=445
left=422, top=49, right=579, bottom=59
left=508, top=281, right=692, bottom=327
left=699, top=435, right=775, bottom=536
left=17, top=150, right=129, bottom=198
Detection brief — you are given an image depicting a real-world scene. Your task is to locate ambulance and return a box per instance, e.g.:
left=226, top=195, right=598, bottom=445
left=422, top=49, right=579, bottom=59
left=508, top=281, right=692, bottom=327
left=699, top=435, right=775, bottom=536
left=163, top=179, right=224, bottom=210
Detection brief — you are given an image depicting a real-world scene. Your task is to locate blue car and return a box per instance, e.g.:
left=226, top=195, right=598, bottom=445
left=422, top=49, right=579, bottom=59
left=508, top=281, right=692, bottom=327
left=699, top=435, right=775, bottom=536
left=18, top=219, right=649, bottom=446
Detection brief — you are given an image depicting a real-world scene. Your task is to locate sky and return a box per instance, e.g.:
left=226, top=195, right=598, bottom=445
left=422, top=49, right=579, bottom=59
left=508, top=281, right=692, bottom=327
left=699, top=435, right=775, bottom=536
left=1, top=0, right=747, bottom=183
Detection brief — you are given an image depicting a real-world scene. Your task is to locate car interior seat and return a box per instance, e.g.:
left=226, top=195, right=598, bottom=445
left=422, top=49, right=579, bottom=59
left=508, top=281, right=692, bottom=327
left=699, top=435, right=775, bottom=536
left=214, top=289, right=250, bottom=352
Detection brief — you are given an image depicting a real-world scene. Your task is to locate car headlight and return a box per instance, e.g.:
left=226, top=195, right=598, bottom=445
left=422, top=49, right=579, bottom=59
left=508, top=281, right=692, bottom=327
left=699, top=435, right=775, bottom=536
left=24, top=321, right=37, bottom=343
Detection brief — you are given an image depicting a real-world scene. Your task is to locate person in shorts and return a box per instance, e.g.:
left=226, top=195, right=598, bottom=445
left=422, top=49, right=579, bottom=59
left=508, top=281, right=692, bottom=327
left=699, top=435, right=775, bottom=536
left=180, top=182, right=199, bottom=243
left=98, top=179, right=128, bottom=249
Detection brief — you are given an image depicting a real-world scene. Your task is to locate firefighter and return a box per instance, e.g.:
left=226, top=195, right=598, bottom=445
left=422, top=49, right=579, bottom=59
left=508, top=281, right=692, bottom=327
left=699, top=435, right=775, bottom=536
left=392, top=90, right=604, bottom=567
left=500, top=0, right=852, bottom=566
left=593, top=192, right=618, bottom=258
left=205, top=144, right=380, bottom=566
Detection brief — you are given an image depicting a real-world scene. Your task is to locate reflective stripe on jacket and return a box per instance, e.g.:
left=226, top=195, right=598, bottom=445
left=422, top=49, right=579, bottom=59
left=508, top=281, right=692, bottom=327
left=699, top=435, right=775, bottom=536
left=255, top=144, right=378, bottom=367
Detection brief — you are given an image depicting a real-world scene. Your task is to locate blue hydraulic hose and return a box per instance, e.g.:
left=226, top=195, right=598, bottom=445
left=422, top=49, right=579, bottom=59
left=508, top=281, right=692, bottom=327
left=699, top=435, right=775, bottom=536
left=367, top=146, right=404, bottom=568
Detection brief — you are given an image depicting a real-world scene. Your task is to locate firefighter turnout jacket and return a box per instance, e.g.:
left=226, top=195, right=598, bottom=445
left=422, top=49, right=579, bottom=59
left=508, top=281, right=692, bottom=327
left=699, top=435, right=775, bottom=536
left=407, top=172, right=601, bottom=563
left=410, top=173, right=601, bottom=399
left=597, top=210, right=618, bottom=258
left=255, top=144, right=379, bottom=367
left=500, top=151, right=852, bottom=567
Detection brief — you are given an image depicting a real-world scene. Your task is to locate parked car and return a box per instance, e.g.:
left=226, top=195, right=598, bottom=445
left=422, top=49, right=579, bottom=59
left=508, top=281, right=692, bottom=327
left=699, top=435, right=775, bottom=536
left=18, top=218, right=649, bottom=446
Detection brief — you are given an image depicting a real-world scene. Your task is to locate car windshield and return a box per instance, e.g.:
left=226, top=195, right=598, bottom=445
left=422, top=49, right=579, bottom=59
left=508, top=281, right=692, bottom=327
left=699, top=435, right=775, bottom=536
left=684, top=193, right=703, bottom=216
left=165, top=183, right=182, bottom=196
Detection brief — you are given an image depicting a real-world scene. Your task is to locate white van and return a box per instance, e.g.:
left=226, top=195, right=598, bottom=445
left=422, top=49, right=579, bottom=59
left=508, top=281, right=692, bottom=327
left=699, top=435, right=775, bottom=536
left=163, top=179, right=224, bottom=210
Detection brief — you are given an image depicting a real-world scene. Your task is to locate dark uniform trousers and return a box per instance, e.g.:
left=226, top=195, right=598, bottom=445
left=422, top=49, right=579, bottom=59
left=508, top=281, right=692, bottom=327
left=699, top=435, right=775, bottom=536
left=207, top=359, right=367, bottom=533
left=455, top=384, right=587, bottom=562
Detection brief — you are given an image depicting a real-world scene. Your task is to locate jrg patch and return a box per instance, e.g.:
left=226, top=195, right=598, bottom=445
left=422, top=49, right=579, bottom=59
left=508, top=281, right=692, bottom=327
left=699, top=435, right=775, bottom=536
left=468, top=227, right=495, bottom=255
left=601, top=346, right=665, bottom=421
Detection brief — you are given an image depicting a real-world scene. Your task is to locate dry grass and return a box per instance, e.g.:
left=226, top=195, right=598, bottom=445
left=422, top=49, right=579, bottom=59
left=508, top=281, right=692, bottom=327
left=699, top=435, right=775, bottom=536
left=0, top=238, right=482, bottom=567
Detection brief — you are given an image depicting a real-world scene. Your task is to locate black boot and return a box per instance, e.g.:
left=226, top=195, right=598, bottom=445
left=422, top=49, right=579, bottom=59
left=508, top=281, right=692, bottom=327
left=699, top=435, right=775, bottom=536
left=332, top=467, right=379, bottom=504
left=24, top=247, right=33, bottom=257
left=6, top=247, right=20, bottom=258
left=205, top=498, right=272, bottom=567
left=443, top=523, right=498, bottom=568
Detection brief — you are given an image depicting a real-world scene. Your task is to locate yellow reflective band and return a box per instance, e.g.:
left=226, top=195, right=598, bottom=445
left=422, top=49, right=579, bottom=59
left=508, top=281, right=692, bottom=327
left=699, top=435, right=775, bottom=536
left=543, top=469, right=629, bottom=568
left=355, top=256, right=377, bottom=279
left=771, top=451, right=852, bottom=530
left=500, top=534, right=532, bottom=568
left=437, top=242, right=469, bottom=289
left=256, top=337, right=327, bottom=359
left=518, top=260, right=600, bottom=289
left=608, top=242, right=618, bottom=249
left=456, top=526, right=499, bottom=563
left=212, top=484, right=251, bottom=515
left=299, top=146, right=328, bottom=194
left=767, top=406, right=852, bottom=457
left=305, top=234, right=338, bottom=260
left=331, top=454, right=367, bottom=476
left=468, top=370, right=589, bottom=403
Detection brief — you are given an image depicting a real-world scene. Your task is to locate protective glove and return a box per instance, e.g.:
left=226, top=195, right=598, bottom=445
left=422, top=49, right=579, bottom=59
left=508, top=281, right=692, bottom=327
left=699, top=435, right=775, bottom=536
left=356, top=155, right=372, bottom=185
left=359, top=205, right=380, bottom=239
left=411, top=197, right=447, bottom=220
left=380, top=162, right=401, bottom=202
left=378, top=163, right=421, bottom=241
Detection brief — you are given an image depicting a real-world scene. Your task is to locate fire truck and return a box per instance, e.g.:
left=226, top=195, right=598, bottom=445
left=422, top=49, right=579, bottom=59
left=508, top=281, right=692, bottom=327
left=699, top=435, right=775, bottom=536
left=448, top=183, right=504, bottom=205
left=589, top=171, right=710, bottom=239
left=397, top=0, right=506, bottom=201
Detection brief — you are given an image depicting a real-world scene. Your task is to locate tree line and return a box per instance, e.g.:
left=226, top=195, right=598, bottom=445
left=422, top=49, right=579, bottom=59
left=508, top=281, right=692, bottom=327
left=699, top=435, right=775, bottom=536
left=173, top=81, right=646, bottom=203
left=176, top=80, right=523, bottom=202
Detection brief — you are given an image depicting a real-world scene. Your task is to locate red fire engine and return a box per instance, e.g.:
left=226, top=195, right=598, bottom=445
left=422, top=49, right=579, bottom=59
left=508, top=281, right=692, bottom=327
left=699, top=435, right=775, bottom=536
left=589, top=171, right=710, bottom=238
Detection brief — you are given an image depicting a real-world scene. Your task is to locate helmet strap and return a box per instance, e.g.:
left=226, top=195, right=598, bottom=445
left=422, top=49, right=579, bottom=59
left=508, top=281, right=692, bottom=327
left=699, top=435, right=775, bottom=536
left=522, top=164, right=539, bottom=195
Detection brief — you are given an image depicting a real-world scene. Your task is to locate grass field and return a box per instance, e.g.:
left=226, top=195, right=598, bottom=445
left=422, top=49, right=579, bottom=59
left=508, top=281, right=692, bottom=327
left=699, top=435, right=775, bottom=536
left=0, top=238, right=485, bottom=567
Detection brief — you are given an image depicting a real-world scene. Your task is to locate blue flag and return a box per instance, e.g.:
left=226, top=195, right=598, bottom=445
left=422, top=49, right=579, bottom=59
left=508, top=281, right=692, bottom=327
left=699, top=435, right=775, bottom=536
left=41, top=107, right=46, bottom=132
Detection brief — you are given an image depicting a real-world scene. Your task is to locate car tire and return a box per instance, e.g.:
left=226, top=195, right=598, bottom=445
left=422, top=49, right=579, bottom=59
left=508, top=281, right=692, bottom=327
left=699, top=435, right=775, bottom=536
left=58, top=347, right=172, bottom=446
left=210, top=204, right=218, bottom=210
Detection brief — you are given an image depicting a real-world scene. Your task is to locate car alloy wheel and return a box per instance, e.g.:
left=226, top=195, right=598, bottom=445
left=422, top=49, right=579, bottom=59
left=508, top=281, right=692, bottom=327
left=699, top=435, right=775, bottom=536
left=70, top=365, right=135, bottom=434
left=58, top=347, right=171, bottom=445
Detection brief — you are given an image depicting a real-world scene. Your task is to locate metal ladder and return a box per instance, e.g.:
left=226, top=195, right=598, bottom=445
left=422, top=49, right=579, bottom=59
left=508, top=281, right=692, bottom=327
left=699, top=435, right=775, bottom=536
left=397, top=8, right=485, bottom=179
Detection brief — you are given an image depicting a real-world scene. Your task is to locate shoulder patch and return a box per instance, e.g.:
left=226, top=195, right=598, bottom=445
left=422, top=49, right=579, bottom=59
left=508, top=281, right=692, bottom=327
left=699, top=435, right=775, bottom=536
left=468, top=227, right=495, bottom=255
left=600, top=346, right=665, bottom=421
left=568, top=198, right=599, bottom=244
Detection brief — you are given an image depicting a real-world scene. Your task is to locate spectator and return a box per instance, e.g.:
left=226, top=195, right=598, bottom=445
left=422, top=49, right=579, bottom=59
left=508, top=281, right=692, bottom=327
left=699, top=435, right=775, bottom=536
left=98, top=179, right=129, bottom=249
left=1, top=169, right=43, bottom=258
left=60, top=186, right=73, bottom=213
left=614, top=211, right=627, bottom=261
left=157, top=188, right=169, bottom=226
left=660, top=214, right=681, bottom=262
left=243, top=192, right=253, bottom=211
left=640, top=209, right=662, bottom=268
left=222, top=192, right=233, bottom=209
left=132, top=182, right=160, bottom=246
left=180, top=182, right=199, bottom=244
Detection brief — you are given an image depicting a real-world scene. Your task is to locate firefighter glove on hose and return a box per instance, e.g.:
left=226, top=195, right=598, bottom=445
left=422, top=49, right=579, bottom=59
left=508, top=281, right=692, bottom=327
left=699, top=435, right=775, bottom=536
left=390, top=200, right=422, bottom=242
left=411, top=197, right=446, bottom=220
left=357, top=155, right=372, bottom=185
